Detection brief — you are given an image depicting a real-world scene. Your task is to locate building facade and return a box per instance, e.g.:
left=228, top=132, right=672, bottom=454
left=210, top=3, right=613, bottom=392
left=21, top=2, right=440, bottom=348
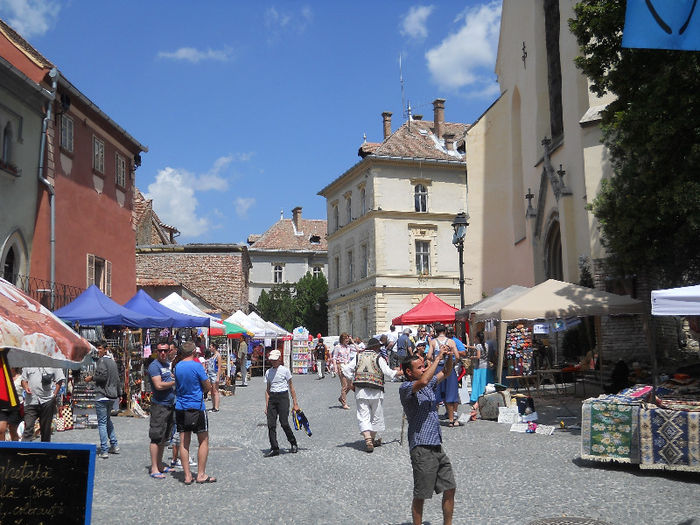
left=465, top=0, right=650, bottom=360
left=247, top=206, right=327, bottom=305
left=0, top=19, right=147, bottom=306
left=319, top=100, right=469, bottom=338
left=0, top=55, right=49, bottom=287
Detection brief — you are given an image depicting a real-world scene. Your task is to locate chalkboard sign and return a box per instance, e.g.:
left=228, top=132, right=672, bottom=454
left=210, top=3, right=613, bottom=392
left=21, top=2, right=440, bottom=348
left=0, top=441, right=95, bottom=524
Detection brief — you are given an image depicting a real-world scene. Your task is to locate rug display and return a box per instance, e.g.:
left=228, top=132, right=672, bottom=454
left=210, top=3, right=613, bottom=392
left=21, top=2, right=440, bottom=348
left=640, top=407, right=700, bottom=472
left=581, top=400, right=641, bottom=463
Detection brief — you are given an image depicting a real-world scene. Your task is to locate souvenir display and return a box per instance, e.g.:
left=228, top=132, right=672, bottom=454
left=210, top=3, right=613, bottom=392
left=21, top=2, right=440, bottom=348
left=506, top=324, right=533, bottom=376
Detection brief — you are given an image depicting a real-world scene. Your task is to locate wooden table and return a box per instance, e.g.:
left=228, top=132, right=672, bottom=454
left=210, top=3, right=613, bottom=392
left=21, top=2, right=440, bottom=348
left=505, top=375, right=537, bottom=394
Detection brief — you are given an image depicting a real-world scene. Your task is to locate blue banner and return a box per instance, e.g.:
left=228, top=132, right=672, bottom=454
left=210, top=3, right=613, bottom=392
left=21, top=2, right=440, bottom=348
left=622, top=0, right=700, bottom=50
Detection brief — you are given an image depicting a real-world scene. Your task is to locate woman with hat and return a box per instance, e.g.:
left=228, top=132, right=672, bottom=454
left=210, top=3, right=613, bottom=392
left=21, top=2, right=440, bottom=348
left=342, top=337, right=401, bottom=452
left=263, top=349, right=299, bottom=457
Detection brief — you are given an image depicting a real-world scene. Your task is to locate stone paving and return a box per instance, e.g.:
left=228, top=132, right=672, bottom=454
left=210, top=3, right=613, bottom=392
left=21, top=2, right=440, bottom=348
left=52, top=374, right=700, bottom=525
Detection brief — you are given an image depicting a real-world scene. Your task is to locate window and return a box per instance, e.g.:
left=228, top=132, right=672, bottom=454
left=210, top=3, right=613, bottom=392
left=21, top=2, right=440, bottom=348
left=360, top=187, right=366, bottom=215
left=93, top=136, right=104, bottom=173
left=334, top=256, right=340, bottom=288
left=360, top=244, right=368, bottom=278
left=414, top=184, right=428, bottom=212
left=273, top=264, right=283, bottom=283
left=346, top=196, right=352, bottom=224
left=362, top=308, right=368, bottom=339
left=61, top=115, right=74, bottom=153
left=115, top=153, right=127, bottom=188
left=415, top=240, right=430, bottom=275
left=87, top=254, right=112, bottom=296
left=313, top=266, right=322, bottom=277
left=333, top=205, right=339, bottom=232
left=348, top=311, right=354, bottom=336
left=347, top=250, right=354, bottom=284
left=2, top=122, right=12, bottom=165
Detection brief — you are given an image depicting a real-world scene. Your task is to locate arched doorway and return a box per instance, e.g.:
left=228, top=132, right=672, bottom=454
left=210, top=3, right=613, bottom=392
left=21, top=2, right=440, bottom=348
left=544, top=220, right=563, bottom=280
left=3, top=245, right=16, bottom=282
left=1, top=230, right=27, bottom=286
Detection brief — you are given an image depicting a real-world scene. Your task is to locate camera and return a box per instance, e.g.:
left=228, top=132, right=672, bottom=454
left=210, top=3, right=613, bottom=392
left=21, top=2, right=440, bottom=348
left=41, top=372, right=53, bottom=386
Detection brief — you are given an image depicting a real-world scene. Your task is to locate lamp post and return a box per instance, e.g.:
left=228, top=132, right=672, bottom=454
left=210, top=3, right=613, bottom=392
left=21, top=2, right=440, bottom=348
left=451, top=212, right=469, bottom=309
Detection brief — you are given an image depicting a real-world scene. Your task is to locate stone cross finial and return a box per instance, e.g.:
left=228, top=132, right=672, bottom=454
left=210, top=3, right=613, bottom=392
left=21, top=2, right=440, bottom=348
left=525, top=188, right=536, bottom=217
left=522, top=41, right=527, bottom=68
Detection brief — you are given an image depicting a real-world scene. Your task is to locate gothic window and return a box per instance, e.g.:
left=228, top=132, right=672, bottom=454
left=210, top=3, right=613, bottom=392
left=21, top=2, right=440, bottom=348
left=544, top=0, right=564, bottom=142
left=544, top=221, right=563, bottom=280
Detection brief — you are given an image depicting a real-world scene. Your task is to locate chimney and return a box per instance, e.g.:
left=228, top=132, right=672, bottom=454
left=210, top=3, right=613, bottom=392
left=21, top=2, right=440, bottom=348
left=382, top=111, right=392, bottom=139
left=292, top=206, right=302, bottom=233
left=433, top=98, right=445, bottom=140
left=443, top=133, right=455, bottom=151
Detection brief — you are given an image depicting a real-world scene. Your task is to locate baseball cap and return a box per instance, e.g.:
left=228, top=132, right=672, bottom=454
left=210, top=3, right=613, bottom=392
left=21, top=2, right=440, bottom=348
left=269, top=350, right=281, bottom=360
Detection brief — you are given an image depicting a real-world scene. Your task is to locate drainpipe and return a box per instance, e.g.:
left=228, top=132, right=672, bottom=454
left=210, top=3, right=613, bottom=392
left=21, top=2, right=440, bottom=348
left=38, top=68, right=58, bottom=309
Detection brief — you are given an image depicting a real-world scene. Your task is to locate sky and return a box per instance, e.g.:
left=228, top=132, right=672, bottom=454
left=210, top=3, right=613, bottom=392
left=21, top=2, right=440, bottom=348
left=0, top=0, right=502, bottom=244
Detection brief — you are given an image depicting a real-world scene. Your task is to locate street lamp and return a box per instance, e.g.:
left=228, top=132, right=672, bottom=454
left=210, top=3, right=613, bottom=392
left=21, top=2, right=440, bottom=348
left=451, top=212, right=469, bottom=309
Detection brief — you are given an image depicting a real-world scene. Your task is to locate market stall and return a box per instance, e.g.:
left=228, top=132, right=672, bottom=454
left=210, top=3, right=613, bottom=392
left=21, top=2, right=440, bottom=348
left=392, top=292, right=459, bottom=326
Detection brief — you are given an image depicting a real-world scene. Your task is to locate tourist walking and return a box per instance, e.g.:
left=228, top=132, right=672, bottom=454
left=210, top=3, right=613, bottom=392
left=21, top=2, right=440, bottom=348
left=206, top=342, right=222, bottom=412
left=148, top=339, right=176, bottom=479
left=84, top=342, right=122, bottom=458
left=21, top=366, right=65, bottom=442
left=238, top=337, right=249, bottom=386
left=174, top=341, right=215, bottom=484
left=333, top=333, right=353, bottom=409
left=263, top=349, right=299, bottom=457
left=343, top=337, right=400, bottom=452
left=314, top=336, right=327, bottom=379
left=427, top=324, right=462, bottom=427
left=400, top=348, right=457, bottom=525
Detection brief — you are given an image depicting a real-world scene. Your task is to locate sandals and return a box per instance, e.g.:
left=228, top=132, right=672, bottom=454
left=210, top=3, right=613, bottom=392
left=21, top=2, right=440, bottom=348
left=373, top=438, right=382, bottom=448
left=196, top=476, right=217, bottom=484
left=150, top=472, right=166, bottom=479
left=447, top=421, right=463, bottom=428
left=364, top=437, right=374, bottom=453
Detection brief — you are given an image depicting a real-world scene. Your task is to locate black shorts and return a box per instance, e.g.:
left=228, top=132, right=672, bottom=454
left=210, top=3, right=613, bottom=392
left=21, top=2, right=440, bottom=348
left=0, top=408, right=22, bottom=426
left=175, top=408, right=208, bottom=434
left=409, top=445, right=457, bottom=500
left=149, top=403, right=174, bottom=444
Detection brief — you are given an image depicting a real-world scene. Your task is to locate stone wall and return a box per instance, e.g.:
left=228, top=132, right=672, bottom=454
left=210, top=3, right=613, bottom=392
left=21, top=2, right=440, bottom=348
left=136, top=251, right=249, bottom=316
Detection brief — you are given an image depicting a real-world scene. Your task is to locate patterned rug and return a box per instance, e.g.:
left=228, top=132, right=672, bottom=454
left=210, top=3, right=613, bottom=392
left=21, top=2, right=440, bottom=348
left=581, top=401, right=641, bottom=463
left=640, top=407, right=700, bottom=472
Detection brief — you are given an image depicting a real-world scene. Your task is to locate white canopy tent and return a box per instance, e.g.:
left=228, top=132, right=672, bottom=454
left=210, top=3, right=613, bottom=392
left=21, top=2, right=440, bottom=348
left=651, top=284, right=700, bottom=316
left=470, top=279, right=645, bottom=382
left=159, top=292, right=225, bottom=332
left=226, top=310, right=264, bottom=337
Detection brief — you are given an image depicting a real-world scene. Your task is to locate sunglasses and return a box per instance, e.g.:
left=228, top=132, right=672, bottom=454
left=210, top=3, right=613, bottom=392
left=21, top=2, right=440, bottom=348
left=157, top=348, right=169, bottom=352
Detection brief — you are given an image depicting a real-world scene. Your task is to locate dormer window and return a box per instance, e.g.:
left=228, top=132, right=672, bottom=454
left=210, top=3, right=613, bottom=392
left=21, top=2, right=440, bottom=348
left=309, top=235, right=321, bottom=244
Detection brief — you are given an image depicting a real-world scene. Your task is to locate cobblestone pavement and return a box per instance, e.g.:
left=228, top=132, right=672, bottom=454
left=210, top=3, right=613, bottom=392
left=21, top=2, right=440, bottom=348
left=53, top=374, right=700, bottom=525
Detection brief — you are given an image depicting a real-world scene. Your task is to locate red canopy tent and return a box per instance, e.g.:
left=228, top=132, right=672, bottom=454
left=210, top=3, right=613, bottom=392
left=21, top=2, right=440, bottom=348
left=392, top=292, right=459, bottom=325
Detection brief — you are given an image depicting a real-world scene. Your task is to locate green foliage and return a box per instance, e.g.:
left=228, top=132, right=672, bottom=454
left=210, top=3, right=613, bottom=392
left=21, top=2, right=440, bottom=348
left=255, top=272, right=328, bottom=335
left=570, top=0, right=700, bottom=286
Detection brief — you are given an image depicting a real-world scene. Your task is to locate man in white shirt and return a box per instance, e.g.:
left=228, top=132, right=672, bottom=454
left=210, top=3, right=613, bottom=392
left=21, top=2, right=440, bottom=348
left=343, top=337, right=401, bottom=452
left=21, top=366, right=65, bottom=442
left=263, top=350, right=299, bottom=457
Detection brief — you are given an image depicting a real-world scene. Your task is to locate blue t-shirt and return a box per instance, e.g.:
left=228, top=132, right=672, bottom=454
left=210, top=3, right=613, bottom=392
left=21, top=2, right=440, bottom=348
left=399, top=376, right=442, bottom=450
left=174, top=360, right=208, bottom=411
left=148, top=359, right=175, bottom=406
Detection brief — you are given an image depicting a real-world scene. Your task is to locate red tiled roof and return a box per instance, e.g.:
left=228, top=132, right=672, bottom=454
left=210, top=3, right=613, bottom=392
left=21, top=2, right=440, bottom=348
left=0, top=19, right=53, bottom=69
left=366, top=119, right=469, bottom=162
left=136, top=278, right=179, bottom=287
left=250, top=218, right=327, bottom=251
left=358, top=142, right=381, bottom=158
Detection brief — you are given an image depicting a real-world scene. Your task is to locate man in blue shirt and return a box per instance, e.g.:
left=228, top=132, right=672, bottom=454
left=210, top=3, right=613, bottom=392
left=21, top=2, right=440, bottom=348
left=399, top=346, right=456, bottom=525
left=147, top=340, right=176, bottom=479
left=174, top=341, right=214, bottom=485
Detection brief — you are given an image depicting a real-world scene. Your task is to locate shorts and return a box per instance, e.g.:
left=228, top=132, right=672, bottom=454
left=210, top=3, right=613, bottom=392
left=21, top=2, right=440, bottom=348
left=0, top=408, right=22, bottom=426
left=409, top=445, right=457, bottom=500
left=175, top=408, right=208, bottom=434
left=149, top=403, right=175, bottom=444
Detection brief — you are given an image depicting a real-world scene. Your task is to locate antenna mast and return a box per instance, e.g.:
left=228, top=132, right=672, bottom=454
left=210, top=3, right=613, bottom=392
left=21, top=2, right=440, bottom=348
left=400, top=54, right=408, bottom=121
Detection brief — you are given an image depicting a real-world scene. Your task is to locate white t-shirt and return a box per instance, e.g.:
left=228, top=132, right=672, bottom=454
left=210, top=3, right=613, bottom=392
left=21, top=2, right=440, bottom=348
left=264, top=365, right=292, bottom=393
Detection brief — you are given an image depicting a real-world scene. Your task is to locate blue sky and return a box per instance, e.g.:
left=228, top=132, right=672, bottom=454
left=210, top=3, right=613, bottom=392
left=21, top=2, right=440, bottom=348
left=1, top=1, right=502, bottom=243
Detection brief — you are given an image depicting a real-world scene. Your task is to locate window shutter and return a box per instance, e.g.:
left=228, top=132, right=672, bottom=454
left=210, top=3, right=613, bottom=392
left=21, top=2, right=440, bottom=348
left=105, top=260, right=112, bottom=297
left=87, top=254, right=95, bottom=287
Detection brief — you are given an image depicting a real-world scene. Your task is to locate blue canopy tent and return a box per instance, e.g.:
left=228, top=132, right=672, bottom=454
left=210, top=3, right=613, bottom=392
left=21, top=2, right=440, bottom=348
left=54, top=285, right=170, bottom=328
left=123, top=290, right=210, bottom=328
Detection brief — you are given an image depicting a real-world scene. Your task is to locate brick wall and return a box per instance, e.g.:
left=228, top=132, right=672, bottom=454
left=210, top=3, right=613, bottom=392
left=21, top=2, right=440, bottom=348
left=136, top=251, right=249, bottom=316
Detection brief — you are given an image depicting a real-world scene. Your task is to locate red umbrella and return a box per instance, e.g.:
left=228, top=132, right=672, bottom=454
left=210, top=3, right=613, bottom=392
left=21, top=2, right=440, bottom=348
left=0, top=277, right=94, bottom=408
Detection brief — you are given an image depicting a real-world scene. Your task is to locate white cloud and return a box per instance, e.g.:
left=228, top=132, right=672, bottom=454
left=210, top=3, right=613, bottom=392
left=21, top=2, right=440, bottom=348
left=234, top=197, right=255, bottom=219
left=144, top=155, right=239, bottom=237
left=157, top=46, right=233, bottom=63
left=425, top=1, right=501, bottom=92
left=265, top=5, right=313, bottom=39
left=400, top=5, right=434, bottom=40
left=0, top=0, right=60, bottom=37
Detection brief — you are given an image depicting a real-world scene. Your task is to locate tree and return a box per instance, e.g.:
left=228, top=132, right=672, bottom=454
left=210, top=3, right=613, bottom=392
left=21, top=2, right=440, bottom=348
left=255, top=272, right=328, bottom=334
left=570, top=1, right=700, bottom=286
left=295, top=272, right=328, bottom=336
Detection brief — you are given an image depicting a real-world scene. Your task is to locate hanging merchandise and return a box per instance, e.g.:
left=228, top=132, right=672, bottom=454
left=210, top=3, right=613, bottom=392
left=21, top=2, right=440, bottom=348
left=291, top=327, right=311, bottom=374
left=506, top=324, right=533, bottom=376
